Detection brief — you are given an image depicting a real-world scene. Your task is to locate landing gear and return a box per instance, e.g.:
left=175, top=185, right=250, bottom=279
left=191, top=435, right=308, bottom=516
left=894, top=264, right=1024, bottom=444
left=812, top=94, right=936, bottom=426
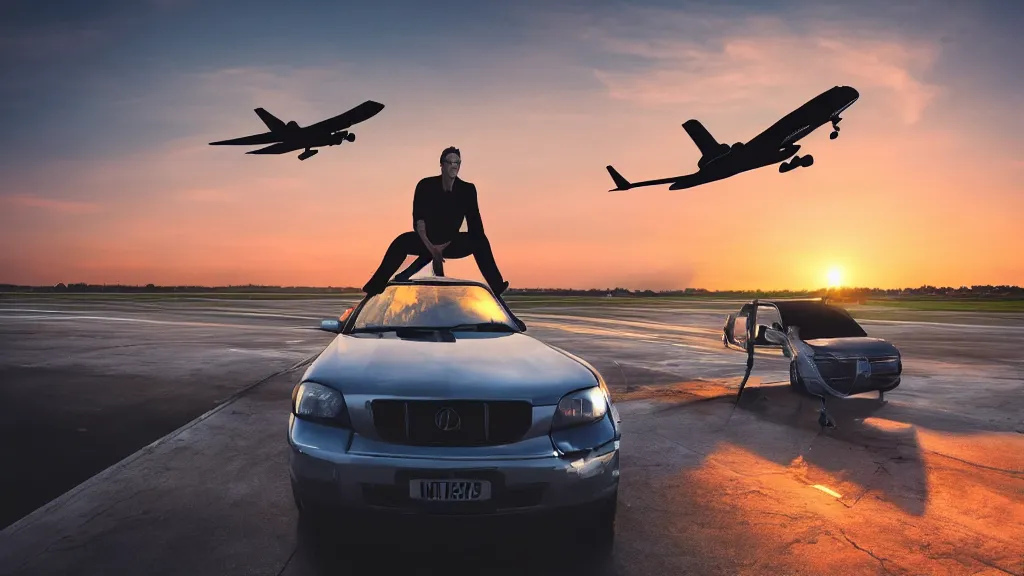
left=780, top=154, right=814, bottom=173
left=818, top=396, right=835, bottom=429
left=830, top=118, right=841, bottom=140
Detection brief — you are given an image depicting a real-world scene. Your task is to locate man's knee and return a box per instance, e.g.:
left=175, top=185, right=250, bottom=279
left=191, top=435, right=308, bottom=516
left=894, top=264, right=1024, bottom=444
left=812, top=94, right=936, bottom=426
left=391, top=231, right=422, bottom=251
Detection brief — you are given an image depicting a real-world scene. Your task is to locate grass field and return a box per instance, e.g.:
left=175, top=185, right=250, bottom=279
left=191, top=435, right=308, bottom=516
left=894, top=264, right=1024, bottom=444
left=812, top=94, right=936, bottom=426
left=859, top=298, right=1024, bottom=312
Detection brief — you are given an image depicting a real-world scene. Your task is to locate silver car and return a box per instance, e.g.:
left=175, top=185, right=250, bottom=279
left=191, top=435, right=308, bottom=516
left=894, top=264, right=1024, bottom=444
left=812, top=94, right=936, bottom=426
left=723, top=298, right=903, bottom=427
left=288, top=277, right=621, bottom=542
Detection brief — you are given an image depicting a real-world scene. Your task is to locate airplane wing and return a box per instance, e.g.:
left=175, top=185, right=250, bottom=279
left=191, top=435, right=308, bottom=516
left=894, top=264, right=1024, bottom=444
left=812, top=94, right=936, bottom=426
left=245, top=142, right=301, bottom=155
left=305, top=100, right=385, bottom=133
left=209, top=132, right=281, bottom=146
left=605, top=165, right=682, bottom=191
left=667, top=169, right=733, bottom=190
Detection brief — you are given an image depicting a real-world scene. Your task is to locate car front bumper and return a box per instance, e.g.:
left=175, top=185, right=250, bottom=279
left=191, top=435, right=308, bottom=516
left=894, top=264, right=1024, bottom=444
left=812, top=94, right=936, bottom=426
left=288, top=415, right=619, bottom=517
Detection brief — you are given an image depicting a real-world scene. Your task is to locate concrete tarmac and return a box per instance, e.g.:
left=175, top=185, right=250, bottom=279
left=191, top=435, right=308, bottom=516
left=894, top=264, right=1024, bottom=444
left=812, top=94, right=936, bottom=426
left=0, top=296, right=1021, bottom=575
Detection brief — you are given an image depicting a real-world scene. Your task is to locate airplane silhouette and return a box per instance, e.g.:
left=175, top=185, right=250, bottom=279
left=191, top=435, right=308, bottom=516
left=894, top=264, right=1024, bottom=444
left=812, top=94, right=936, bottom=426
left=208, top=100, right=385, bottom=160
left=605, top=86, right=859, bottom=191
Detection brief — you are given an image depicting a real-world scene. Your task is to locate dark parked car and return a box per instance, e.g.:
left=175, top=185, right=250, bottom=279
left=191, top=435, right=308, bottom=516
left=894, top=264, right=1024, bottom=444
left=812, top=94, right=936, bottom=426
left=723, top=299, right=902, bottom=427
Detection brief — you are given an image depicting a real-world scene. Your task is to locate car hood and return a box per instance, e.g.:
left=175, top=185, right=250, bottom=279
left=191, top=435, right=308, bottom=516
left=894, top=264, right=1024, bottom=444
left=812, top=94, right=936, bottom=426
left=803, top=336, right=899, bottom=358
left=301, top=332, right=599, bottom=405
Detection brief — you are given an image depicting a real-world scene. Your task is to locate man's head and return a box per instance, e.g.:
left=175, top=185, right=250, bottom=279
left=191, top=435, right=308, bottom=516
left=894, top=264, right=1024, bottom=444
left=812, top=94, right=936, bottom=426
left=439, top=146, right=461, bottom=179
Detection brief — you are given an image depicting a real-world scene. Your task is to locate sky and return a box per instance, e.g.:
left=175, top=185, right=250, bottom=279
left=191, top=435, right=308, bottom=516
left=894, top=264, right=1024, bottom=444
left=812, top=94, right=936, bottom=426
left=1, top=0, right=1022, bottom=291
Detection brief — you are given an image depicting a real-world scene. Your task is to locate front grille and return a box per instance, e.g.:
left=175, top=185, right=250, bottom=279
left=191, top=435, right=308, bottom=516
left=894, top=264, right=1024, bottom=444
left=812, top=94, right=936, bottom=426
left=812, top=358, right=857, bottom=395
left=815, top=356, right=901, bottom=395
left=371, top=400, right=533, bottom=447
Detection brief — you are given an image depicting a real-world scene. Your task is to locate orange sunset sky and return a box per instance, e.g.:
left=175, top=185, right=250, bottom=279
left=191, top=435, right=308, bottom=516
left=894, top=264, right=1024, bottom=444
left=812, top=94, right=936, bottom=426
left=1, top=0, right=1021, bottom=291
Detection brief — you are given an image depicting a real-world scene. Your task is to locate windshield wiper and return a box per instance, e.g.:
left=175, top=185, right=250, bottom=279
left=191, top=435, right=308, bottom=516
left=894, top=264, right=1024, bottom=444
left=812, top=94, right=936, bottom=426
left=440, top=322, right=518, bottom=332
left=352, top=322, right=518, bottom=334
left=351, top=326, right=400, bottom=334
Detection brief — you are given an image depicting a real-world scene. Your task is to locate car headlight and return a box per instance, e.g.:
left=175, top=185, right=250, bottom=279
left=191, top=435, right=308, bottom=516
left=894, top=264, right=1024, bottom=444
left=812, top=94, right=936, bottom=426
left=551, top=386, right=608, bottom=431
left=291, top=381, right=350, bottom=427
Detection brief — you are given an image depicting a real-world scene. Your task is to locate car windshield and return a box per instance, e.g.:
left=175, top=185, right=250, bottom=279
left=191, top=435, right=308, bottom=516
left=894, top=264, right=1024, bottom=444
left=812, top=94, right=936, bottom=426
left=351, top=284, right=517, bottom=331
left=776, top=302, right=867, bottom=340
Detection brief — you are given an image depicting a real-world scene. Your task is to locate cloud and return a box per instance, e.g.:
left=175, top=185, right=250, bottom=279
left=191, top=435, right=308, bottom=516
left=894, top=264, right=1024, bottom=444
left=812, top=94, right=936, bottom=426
left=580, top=12, right=941, bottom=124
left=0, top=194, right=100, bottom=214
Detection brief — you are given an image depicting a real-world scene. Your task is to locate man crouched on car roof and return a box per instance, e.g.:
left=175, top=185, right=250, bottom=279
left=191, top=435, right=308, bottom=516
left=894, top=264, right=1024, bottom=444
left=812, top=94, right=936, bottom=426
left=362, top=146, right=510, bottom=297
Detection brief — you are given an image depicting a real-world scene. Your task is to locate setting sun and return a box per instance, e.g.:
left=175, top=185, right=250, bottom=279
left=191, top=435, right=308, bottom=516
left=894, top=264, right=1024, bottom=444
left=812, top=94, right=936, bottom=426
left=827, top=267, right=843, bottom=288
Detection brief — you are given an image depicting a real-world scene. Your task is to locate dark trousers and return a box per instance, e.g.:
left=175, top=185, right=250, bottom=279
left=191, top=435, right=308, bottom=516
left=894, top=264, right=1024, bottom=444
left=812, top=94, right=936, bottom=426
left=363, top=231, right=505, bottom=294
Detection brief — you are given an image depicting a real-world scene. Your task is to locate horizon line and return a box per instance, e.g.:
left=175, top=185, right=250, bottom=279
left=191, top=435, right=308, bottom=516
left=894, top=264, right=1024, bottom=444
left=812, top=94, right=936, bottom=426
left=2, top=283, right=1022, bottom=293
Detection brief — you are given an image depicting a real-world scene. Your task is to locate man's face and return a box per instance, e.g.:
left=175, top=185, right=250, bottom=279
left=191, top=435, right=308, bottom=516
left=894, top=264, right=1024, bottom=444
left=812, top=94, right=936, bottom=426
left=442, top=153, right=461, bottom=179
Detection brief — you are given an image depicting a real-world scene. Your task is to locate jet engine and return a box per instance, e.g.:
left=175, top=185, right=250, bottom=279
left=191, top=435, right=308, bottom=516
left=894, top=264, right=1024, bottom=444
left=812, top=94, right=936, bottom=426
left=330, top=131, right=356, bottom=145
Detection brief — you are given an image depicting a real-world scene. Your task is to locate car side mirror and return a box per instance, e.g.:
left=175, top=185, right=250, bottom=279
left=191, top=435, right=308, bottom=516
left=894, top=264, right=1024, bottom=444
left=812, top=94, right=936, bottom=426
left=319, top=319, right=342, bottom=333
left=723, top=313, right=737, bottom=345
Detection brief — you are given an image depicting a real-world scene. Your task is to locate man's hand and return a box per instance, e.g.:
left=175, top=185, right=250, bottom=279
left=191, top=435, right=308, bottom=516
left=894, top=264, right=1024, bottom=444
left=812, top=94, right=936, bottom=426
left=416, top=219, right=448, bottom=262
left=429, top=241, right=450, bottom=260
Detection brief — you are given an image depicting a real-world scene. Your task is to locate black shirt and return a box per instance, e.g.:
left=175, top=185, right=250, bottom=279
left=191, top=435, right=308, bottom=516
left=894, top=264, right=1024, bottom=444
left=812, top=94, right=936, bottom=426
left=412, top=175, right=485, bottom=243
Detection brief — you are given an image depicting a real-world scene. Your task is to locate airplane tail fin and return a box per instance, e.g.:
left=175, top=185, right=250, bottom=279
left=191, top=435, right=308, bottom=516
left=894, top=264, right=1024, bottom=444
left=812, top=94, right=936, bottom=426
left=254, top=108, right=287, bottom=132
left=606, top=165, right=632, bottom=191
left=683, top=119, right=730, bottom=166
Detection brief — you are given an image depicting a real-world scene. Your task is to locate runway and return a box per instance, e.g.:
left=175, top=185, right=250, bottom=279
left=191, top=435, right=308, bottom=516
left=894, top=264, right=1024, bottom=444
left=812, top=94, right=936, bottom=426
left=0, top=295, right=1021, bottom=575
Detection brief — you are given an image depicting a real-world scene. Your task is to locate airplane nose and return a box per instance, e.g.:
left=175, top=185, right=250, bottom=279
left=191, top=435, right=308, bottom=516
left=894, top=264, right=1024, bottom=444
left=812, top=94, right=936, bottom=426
left=845, top=86, right=860, bottom=100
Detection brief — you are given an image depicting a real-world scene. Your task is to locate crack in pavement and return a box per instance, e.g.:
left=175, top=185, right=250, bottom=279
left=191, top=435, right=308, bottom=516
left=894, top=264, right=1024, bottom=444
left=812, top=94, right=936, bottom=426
left=923, top=449, right=1023, bottom=478
left=10, top=487, right=159, bottom=572
left=758, top=510, right=806, bottom=521
left=275, top=546, right=299, bottom=576
left=78, top=487, right=159, bottom=529
left=837, top=464, right=886, bottom=510
left=966, top=554, right=1020, bottom=576
left=838, top=528, right=895, bottom=575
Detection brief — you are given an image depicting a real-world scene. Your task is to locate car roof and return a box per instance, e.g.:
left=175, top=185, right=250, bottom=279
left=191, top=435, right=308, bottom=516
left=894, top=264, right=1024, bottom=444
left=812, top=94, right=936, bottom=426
left=386, top=276, right=491, bottom=289
left=747, top=298, right=866, bottom=338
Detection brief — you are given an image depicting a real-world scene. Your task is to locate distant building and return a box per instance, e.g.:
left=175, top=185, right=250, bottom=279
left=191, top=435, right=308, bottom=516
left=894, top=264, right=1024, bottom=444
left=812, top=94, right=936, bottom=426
left=54, top=282, right=67, bottom=290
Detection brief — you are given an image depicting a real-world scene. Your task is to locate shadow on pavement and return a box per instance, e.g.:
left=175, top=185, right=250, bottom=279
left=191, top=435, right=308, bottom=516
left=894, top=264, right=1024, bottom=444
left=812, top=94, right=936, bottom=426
left=289, top=513, right=617, bottom=575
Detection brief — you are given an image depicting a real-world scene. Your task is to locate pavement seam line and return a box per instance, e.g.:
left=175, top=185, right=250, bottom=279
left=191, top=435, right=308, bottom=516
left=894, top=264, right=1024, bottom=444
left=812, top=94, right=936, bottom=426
left=1, top=347, right=325, bottom=538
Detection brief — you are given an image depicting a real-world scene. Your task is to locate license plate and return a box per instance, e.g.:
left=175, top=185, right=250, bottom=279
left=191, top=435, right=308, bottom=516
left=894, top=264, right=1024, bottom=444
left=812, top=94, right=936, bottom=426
left=410, top=479, right=491, bottom=501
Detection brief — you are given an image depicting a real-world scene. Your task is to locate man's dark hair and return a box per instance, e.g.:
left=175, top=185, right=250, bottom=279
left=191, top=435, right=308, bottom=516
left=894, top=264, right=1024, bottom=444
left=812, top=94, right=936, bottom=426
left=439, top=146, right=460, bottom=164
